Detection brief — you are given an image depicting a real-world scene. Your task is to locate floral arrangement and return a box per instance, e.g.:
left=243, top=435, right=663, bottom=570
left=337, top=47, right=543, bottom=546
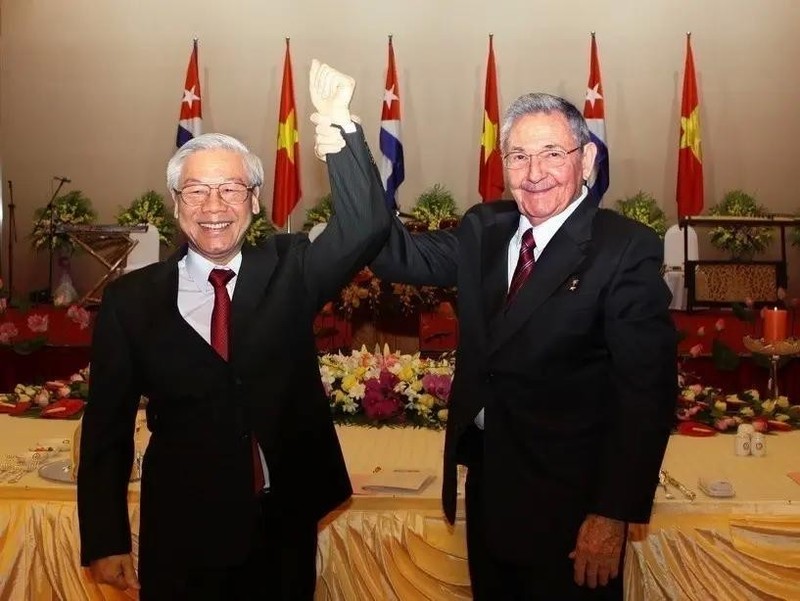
left=244, top=208, right=277, bottom=246
left=676, top=382, right=800, bottom=434
left=319, top=346, right=453, bottom=429
left=338, top=268, right=383, bottom=318
left=0, top=366, right=89, bottom=419
left=408, top=184, right=460, bottom=231
left=30, top=190, right=97, bottom=253
left=116, top=190, right=177, bottom=246
left=615, top=191, right=667, bottom=239
left=708, top=189, right=773, bottom=259
left=303, top=194, right=332, bottom=229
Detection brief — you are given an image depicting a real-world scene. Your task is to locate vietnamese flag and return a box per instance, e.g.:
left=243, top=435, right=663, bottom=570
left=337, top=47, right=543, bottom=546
left=478, top=35, right=504, bottom=202
left=272, top=39, right=301, bottom=229
left=676, top=34, right=703, bottom=218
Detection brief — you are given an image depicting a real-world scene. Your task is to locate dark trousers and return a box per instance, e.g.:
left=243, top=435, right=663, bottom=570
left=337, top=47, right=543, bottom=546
left=462, top=427, right=624, bottom=601
left=139, top=491, right=318, bottom=601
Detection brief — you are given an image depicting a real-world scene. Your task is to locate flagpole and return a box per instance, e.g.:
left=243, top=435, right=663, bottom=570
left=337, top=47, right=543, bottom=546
left=287, top=215, right=291, bottom=234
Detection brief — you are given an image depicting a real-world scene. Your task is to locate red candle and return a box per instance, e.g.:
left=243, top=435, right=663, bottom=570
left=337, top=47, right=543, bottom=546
left=763, top=307, right=788, bottom=343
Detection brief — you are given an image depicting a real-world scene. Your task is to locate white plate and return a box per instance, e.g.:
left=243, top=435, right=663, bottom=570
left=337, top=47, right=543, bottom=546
left=37, top=458, right=142, bottom=484
left=38, top=459, right=75, bottom=483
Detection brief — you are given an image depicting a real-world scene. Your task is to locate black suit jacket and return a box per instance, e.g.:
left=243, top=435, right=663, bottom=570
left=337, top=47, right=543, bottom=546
left=78, top=126, right=390, bottom=568
left=371, top=194, right=677, bottom=563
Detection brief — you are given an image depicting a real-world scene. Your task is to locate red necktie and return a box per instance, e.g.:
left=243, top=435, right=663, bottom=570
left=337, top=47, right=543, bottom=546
left=208, top=268, right=266, bottom=493
left=507, top=229, right=536, bottom=303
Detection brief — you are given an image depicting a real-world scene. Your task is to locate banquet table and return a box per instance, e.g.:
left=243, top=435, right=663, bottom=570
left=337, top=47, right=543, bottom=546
left=1, top=415, right=799, bottom=601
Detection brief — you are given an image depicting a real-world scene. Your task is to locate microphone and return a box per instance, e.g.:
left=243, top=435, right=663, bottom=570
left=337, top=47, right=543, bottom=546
left=53, top=176, right=71, bottom=183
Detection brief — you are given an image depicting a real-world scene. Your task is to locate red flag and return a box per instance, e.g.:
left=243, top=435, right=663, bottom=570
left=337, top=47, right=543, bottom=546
left=478, top=35, right=504, bottom=202
left=272, top=39, right=301, bottom=228
left=676, top=35, right=703, bottom=218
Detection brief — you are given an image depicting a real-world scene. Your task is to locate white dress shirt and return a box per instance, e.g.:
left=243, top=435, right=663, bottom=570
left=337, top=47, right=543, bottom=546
left=178, top=248, right=270, bottom=489
left=476, top=186, right=590, bottom=429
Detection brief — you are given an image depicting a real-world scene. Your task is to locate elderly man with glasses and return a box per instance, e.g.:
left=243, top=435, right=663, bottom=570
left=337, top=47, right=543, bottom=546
left=318, top=91, right=677, bottom=600
left=77, top=61, right=389, bottom=601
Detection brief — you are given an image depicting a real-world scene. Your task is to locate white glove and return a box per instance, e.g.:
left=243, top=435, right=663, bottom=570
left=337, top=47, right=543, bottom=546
left=309, top=59, right=355, bottom=126
left=311, top=112, right=345, bottom=162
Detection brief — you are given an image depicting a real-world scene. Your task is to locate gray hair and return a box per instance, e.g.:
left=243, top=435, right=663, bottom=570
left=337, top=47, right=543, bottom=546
left=166, top=133, right=264, bottom=192
left=499, top=93, right=591, bottom=154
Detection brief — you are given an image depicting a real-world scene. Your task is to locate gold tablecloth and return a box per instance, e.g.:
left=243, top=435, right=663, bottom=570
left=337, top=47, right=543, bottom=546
left=1, top=416, right=799, bottom=600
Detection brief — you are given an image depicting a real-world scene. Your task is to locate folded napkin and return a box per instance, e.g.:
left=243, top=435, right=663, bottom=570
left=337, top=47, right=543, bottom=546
left=0, top=400, right=32, bottom=415
left=698, top=476, right=735, bottom=498
left=40, top=399, right=85, bottom=419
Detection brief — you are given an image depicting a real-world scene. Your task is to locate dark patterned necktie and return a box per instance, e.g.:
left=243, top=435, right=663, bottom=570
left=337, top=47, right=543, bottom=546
left=208, top=268, right=265, bottom=493
left=507, top=229, right=536, bottom=303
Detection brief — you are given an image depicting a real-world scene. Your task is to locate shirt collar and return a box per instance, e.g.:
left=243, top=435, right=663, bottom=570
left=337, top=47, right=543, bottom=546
left=185, top=248, right=242, bottom=292
left=514, top=185, right=589, bottom=251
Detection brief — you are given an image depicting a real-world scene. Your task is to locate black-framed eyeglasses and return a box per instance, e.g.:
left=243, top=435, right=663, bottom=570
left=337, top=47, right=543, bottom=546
left=174, top=182, right=257, bottom=207
left=502, top=146, right=582, bottom=170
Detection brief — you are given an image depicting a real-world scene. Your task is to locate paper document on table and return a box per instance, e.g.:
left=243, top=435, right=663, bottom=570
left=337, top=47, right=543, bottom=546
left=356, top=469, right=435, bottom=494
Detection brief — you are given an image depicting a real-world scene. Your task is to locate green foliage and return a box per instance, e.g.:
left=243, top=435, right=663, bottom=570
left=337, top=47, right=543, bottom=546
left=709, top=190, right=773, bottom=259
left=244, top=207, right=277, bottom=246
left=615, top=191, right=667, bottom=238
left=30, top=191, right=96, bottom=253
left=303, top=194, right=333, bottom=230
left=410, top=184, right=461, bottom=230
left=116, top=190, right=177, bottom=246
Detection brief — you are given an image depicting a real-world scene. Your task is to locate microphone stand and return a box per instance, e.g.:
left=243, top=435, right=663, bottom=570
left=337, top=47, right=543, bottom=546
left=32, top=178, right=69, bottom=302
left=6, top=181, right=17, bottom=298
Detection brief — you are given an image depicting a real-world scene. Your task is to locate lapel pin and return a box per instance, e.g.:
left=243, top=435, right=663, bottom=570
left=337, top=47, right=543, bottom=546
left=568, top=277, right=580, bottom=292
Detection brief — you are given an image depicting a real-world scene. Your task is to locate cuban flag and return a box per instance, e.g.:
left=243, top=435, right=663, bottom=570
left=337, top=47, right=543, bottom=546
left=583, top=33, right=609, bottom=204
left=379, top=36, right=405, bottom=212
left=176, top=39, right=202, bottom=148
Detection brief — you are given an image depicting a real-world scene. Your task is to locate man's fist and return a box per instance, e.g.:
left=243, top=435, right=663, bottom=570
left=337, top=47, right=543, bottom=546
left=309, top=59, right=355, bottom=126
left=89, top=554, right=140, bottom=591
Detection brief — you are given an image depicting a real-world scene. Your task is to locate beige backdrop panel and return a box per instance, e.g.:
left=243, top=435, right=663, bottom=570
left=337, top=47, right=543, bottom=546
left=1, top=0, right=799, bottom=296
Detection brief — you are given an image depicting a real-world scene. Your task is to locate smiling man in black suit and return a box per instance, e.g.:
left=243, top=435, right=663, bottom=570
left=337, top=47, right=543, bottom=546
left=77, top=60, right=389, bottom=601
left=317, top=92, right=677, bottom=600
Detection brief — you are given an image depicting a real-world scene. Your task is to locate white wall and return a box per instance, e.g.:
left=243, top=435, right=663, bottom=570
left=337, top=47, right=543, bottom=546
left=2, top=0, right=799, bottom=295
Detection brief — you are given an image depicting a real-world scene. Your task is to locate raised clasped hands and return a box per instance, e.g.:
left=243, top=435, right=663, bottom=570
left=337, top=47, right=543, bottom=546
left=89, top=553, right=140, bottom=591
left=309, top=59, right=355, bottom=126
left=568, top=513, right=625, bottom=588
left=309, top=59, right=356, bottom=162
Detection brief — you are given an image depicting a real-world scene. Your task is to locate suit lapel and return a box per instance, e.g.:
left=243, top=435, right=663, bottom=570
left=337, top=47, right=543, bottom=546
left=481, top=211, right=519, bottom=324
left=488, top=198, right=597, bottom=355
left=230, top=242, right=279, bottom=359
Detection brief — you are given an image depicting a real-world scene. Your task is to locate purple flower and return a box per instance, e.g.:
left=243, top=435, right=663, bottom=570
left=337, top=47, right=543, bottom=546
left=362, top=371, right=403, bottom=421
left=422, top=373, right=452, bottom=403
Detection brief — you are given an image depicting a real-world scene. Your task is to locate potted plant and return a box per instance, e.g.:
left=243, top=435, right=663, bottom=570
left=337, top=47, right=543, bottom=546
left=30, top=190, right=96, bottom=254
left=244, top=207, right=277, bottom=246
left=303, top=193, right=333, bottom=230
left=615, top=191, right=667, bottom=238
left=408, top=184, right=461, bottom=231
left=116, top=190, right=177, bottom=246
left=708, top=190, right=773, bottom=260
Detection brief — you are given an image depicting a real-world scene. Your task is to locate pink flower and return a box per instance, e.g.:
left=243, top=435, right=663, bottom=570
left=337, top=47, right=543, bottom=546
left=689, top=384, right=703, bottom=394
left=714, top=418, right=732, bottom=431
left=744, top=297, right=754, bottom=308
left=696, top=326, right=706, bottom=336
left=27, top=314, right=49, bottom=333
left=422, top=373, right=452, bottom=402
left=688, top=343, right=703, bottom=357
left=0, top=322, right=19, bottom=344
left=362, top=371, right=404, bottom=421
left=66, top=305, right=91, bottom=330
left=714, top=318, right=725, bottom=332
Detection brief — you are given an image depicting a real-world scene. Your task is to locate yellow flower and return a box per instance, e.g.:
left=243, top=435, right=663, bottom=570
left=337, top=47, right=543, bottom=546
left=398, top=366, right=415, bottom=382
left=776, top=396, right=790, bottom=409
left=761, top=400, right=776, bottom=414
left=739, top=407, right=755, bottom=417
left=408, top=380, right=423, bottom=392
left=437, top=409, right=448, bottom=421
left=418, top=394, right=435, bottom=409
left=341, top=374, right=358, bottom=392
left=714, top=401, right=727, bottom=412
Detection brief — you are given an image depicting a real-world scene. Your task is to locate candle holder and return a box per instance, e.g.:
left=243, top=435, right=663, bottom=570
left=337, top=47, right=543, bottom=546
left=742, top=336, right=800, bottom=399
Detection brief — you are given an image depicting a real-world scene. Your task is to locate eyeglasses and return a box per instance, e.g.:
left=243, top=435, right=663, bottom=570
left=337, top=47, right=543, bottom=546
left=174, top=182, right=256, bottom=207
left=502, top=146, right=582, bottom=170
